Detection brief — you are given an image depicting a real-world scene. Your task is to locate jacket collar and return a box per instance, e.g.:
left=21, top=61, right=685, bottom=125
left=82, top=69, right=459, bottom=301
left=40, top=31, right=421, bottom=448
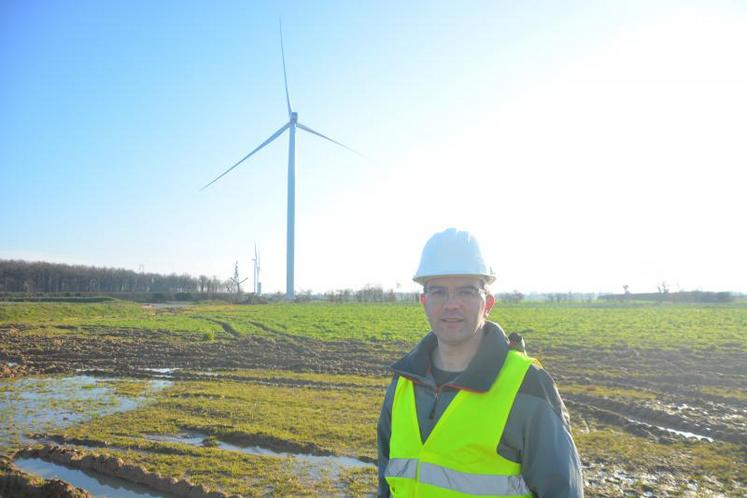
left=390, top=321, right=510, bottom=392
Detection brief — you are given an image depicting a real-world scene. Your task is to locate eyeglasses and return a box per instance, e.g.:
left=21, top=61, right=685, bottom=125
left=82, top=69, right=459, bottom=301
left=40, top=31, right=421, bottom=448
left=424, top=286, right=486, bottom=304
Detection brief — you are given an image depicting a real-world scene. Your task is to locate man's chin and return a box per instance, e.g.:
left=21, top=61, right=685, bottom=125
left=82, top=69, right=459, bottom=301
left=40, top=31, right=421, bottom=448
left=434, top=328, right=473, bottom=344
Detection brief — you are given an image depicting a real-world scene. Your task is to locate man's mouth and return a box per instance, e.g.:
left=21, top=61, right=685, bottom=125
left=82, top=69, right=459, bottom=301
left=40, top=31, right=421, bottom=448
left=441, top=317, right=464, bottom=323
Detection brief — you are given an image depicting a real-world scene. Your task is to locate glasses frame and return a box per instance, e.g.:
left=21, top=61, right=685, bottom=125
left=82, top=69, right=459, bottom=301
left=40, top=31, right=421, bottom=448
left=422, top=285, right=488, bottom=304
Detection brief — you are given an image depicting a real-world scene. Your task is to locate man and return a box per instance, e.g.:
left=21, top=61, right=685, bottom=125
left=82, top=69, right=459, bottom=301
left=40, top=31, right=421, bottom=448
left=377, top=228, right=583, bottom=497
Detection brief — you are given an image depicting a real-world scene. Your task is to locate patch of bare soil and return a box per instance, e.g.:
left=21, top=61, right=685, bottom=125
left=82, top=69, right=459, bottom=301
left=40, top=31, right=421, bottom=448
left=0, top=325, right=404, bottom=377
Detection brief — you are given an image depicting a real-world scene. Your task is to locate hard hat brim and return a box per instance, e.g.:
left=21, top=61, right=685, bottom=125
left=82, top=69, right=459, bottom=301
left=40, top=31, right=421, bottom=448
left=413, top=272, right=496, bottom=285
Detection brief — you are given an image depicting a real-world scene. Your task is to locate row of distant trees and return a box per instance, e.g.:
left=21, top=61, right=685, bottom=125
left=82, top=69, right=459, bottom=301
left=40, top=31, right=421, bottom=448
left=0, top=260, right=233, bottom=295
left=0, top=260, right=414, bottom=303
left=3, top=260, right=734, bottom=304
left=321, top=285, right=401, bottom=303
left=600, top=290, right=733, bottom=303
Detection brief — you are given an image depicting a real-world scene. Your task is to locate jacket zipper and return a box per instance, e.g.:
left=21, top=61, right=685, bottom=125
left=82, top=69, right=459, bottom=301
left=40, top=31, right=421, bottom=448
left=429, top=386, right=442, bottom=420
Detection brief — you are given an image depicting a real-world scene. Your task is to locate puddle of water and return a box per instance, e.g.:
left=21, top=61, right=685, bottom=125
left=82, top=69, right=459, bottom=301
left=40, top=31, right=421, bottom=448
left=142, top=368, right=179, bottom=374
left=148, top=380, right=172, bottom=390
left=145, top=303, right=191, bottom=309
left=629, top=418, right=715, bottom=442
left=659, top=427, right=714, bottom=442
left=0, top=376, right=172, bottom=451
left=14, top=458, right=175, bottom=498
left=139, top=368, right=180, bottom=379
left=144, top=432, right=373, bottom=479
left=220, top=440, right=370, bottom=469
left=146, top=433, right=205, bottom=447
left=609, top=469, right=637, bottom=485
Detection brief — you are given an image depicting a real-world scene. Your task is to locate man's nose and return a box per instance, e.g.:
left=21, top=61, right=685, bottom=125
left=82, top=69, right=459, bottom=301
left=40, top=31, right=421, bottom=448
left=443, top=292, right=461, bottom=306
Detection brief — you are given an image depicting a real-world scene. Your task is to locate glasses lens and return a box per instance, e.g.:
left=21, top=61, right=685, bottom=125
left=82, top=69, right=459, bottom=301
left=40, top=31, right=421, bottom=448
left=426, top=287, right=482, bottom=303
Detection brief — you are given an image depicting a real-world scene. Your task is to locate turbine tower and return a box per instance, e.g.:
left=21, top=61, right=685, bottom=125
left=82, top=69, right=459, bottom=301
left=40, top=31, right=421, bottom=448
left=201, top=21, right=359, bottom=300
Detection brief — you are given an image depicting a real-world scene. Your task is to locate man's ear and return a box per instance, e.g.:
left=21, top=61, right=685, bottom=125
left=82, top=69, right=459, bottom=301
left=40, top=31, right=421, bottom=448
left=484, top=293, right=496, bottom=317
left=419, top=293, right=427, bottom=306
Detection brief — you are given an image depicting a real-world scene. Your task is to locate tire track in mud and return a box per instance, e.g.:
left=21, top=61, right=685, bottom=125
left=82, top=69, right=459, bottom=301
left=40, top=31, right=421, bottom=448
left=558, top=372, right=747, bottom=409
left=243, top=319, right=320, bottom=358
left=565, top=393, right=747, bottom=445
left=544, top=346, right=747, bottom=446
left=204, top=318, right=241, bottom=339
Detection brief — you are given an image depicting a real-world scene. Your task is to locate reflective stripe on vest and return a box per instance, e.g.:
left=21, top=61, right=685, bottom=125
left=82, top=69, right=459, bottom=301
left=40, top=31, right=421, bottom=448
left=386, top=459, right=531, bottom=496
left=386, top=458, right=418, bottom=479
left=385, top=350, right=534, bottom=498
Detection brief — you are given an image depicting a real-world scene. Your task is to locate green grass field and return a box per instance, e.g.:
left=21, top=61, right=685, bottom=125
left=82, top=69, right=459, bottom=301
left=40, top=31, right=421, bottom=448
left=2, top=300, right=746, bottom=351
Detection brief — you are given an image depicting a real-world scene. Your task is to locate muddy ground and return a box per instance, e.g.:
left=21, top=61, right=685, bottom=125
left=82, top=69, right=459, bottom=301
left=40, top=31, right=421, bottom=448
left=1, top=323, right=745, bottom=496
left=0, top=323, right=402, bottom=377
left=2, top=324, right=744, bottom=445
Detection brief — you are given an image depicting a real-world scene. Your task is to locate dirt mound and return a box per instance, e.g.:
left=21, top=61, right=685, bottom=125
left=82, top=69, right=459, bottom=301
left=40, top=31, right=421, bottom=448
left=0, top=454, right=91, bottom=498
left=13, top=446, right=239, bottom=498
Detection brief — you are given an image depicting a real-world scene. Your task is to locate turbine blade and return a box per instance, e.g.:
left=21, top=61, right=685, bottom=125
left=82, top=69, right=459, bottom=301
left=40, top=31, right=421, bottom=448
left=280, top=19, right=292, bottom=117
left=297, top=122, right=363, bottom=157
left=200, top=122, right=290, bottom=191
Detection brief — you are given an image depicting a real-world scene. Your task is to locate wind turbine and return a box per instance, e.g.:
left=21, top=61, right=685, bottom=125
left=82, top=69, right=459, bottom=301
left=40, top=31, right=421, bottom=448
left=230, top=261, right=248, bottom=302
left=201, top=22, right=359, bottom=300
left=252, top=242, right=261, bottom=295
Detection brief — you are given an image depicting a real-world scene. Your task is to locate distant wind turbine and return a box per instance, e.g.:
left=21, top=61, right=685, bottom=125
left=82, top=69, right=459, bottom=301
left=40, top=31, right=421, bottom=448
left=201, top=21, right=359, bottom=300
left=230, top=261, right=248, bottom=301
left=252, top=242, right=261, bottom=295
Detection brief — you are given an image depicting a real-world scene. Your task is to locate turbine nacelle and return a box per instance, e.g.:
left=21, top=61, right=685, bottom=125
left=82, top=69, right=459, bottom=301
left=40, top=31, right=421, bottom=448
left=290, top=111, right=298, bottom=123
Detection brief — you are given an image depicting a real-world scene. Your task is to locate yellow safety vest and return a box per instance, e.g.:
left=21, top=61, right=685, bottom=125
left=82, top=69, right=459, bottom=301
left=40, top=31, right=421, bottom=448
left=385, top=350, right=534, bottom=497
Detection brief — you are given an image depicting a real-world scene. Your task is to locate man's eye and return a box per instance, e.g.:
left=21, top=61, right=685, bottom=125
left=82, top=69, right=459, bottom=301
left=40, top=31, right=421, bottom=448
left=458, top=289, right=477, bottom=297
left=429, top=289, right=446, bottom=297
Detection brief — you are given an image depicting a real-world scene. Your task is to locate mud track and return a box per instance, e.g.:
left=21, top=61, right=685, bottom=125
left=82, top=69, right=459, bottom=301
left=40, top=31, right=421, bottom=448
left=543, top=346, right=747, bottom=448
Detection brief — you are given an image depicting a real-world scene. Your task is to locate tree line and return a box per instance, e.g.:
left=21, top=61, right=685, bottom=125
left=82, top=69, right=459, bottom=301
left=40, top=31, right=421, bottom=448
left=599, top=290, right=733, bottom=303
left=0, top=260, right=231, bottom=295
left=0, top=260, right=416, bottom=303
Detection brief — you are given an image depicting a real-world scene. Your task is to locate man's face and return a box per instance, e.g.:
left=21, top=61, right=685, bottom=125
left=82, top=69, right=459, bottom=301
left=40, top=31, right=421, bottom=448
left=420, top=276, right=496, bottom=347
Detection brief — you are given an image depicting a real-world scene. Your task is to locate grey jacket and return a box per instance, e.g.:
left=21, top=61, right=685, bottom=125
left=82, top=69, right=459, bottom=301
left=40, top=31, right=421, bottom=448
left=377, top=322, right=583, bottom=497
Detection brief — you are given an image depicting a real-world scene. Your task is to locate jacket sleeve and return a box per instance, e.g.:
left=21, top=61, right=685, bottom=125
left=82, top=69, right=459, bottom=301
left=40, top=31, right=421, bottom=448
left=500, top=366, right=584, bottom=498
left=377, top=375, right=398, bottom=498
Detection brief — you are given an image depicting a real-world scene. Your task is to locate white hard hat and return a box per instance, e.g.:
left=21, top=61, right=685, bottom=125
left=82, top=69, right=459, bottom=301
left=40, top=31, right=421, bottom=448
left=413, top=228, right=495, bottom=285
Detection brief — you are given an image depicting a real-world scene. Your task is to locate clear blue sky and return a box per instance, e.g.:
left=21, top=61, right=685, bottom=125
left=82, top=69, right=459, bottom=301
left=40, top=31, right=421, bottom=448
left=2, top=1, right=745, bottom=294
